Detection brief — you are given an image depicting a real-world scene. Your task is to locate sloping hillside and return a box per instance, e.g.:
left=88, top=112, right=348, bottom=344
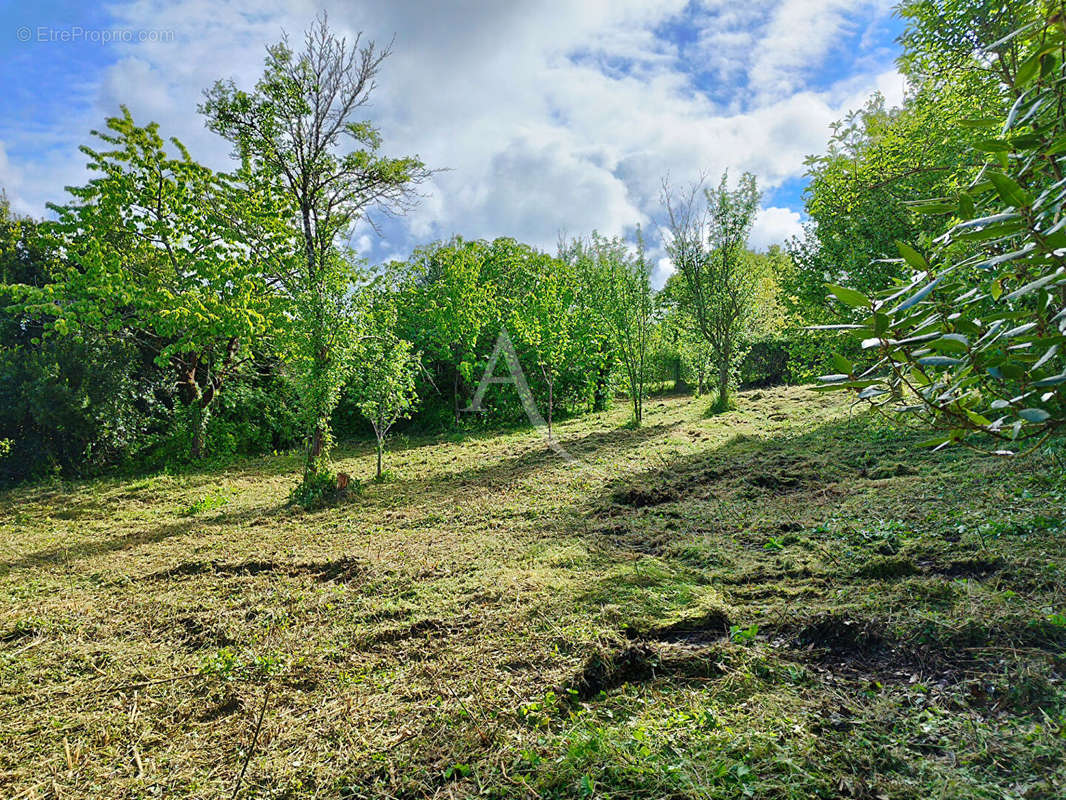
left=1, top=386, right=1063, bottom=798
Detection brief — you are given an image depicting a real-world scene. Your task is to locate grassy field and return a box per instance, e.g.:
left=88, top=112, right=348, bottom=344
left=1, top=385, right=1064, bottom=799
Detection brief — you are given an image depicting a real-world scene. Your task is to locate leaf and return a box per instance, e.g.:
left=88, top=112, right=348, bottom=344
left=918, top=356, right=964, bottom=367
left=1004, top=271, right=1064, bottom=301
left=826, top=283, right=871, bottom=309
left=986, top=171, right=1034, bottom=208
left=1033, top=371, right=1066, bottom=387
left=958, top=192, right=975, bottom=219
left=896, top=241, right=928, bottom=270
left=1018, top=47, right=1049, bottom=85
left=893, top=275, right=945, bottom=313
left=965, top=409, right=993, bottom=427
left=1018, top=408, right=1051, bottom=423
left=831, top=353, right=853, bottom=374
left=928, top=334, right=969, bottom=354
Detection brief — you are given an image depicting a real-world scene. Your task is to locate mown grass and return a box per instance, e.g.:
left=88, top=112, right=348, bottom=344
left=0, top=385, right=1063, bottom=799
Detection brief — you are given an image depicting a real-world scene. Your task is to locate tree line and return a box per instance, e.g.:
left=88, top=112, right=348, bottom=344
left=5, top=1, right=1058, bottom=498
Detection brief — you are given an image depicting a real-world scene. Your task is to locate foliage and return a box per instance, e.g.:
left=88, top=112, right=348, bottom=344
left=287, top=463, right=340, bottom=510
left=12, top=109, right=273, bottom=460
left=788, top=86, right=991, bottom=318
left=349, top=292, right=420, bottom=479
left=663, top=172, right=762, bottom=410
left=821, top=3, right=1066, bottom=451
left=563, top=229, right=655, bottom=424
left=508, top=250, right=580, bottom=438
left=201, top=12, right=430, bottom=477
left=391, top=237, right=496, bottom=421
left=0, top=193, right=166, bottom=482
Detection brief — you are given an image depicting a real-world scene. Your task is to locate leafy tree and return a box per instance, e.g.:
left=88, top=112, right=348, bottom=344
left=509, top=252, right=578, bottom=439
left=821, top=1, right=1066, bottom=451
left=392, top=238, right=496, bottom=422
left=565, top=229, right=655, bottom=424
left=15, top=109, right=270, bottom=459
left=663, top=171, right=761, bottom=409
left=0, top=194, right=156, bottom=481
left=789, top=85, right=993, bottom=320
left=201, top=13, right=430, bottom=482
left=350, top=294, right=419, bottom=480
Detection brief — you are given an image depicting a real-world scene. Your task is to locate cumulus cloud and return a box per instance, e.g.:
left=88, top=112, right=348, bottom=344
left=4, top=0, right=904, bottom=282
left=750, top=206, right=804, bottom=251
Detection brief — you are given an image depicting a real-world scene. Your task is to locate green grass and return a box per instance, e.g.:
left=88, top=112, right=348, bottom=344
left=0, top=385, right=1063, bottom=798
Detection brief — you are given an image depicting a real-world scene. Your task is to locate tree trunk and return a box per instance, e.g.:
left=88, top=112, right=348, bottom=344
left=310, top=424, right=325, bottom=461
left=718, top=360, right=730, bottom=408
left=376, top=437, right=383, bottom=479
left=453, top=368, right=461, bottom=424
left=190, top=405, right=208, bottom=460
left=547, top=379, right=553, bottom=441
left=306, top=339, right=330, bottom=473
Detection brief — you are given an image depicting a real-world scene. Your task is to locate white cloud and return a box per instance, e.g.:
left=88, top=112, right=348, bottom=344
left=750, top=206, right=804, bottom=251
left=4, top=0, right=903, bottom=283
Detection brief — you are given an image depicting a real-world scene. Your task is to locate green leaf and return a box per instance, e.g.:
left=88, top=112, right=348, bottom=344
left=958, top=192, right=975, bottom=219
left=896, top=241, right=928, bottom=270
left=918, top=356, right=964, bottom=367
left=986, top=171, right=1034, bottom=208
left=1018, top=408, right=1051, bottom=423
left=826, top=284, right=871, bottom=309
left=830, top=353, right=853, bottom=374
left=928, top=334, right=969, bottom=354
left=1033, top=371, right=1066, bottom=387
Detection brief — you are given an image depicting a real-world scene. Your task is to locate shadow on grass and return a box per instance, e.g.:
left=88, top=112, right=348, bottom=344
left=0, top=503, right=278, bottom=577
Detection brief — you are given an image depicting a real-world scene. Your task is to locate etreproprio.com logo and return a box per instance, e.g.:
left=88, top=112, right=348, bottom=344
left=16, top=26, right=175, bottom=44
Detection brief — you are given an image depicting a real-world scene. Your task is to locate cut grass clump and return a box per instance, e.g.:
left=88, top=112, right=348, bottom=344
left=857, top=555, right=919, bottom=579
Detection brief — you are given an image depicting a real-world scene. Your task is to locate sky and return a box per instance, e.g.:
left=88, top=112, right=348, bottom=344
left=0, top=0, right=907, bottom=285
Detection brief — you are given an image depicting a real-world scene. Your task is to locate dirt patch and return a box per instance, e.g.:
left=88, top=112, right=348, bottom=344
left=862, top=462, right=919, bottom=480
left=176, top=614, right=234, bottom=650
left=198, top=693, right=242, bottom=722
left=567, top=643, right=660, bottom=700
left=359, top=616, right=470, bottom=648
left=633, top=606, right=731, bottom=647
left=145, top=556, right=365, bottom=583
left=792, top=613, right=887, bottom=655
left=743, top=453, right=827, bottom=495
left=0, top=624, right=40, bottom=644
left=612, top=485, right=679, bottom=508
left=568, top=608, right=731, bottom=701
left=857, top=556, right=920, bottom=579
left=923, top=556, right=1002, bottom=579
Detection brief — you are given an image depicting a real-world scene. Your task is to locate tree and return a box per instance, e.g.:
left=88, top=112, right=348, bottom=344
left=663, top=171, right=761, bottom=409
left=350, top=294, right=419, bottom=480
left=201, top=13, right=430, bottom=482
left=16, top=109, right=270, bottom=459
left=509, top=252, right=578, bottom=440
left=566, top=229, right=655, bottom=424
left=0, top=192, right=153, bottom=481
left=392, top=238, right=496, bottom=423
left=821, top=1, right=1066, bottom=451
left=788, top=85, right=993, bottom=321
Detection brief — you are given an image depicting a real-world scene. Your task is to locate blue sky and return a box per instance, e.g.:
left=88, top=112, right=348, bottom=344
left=1, top=1, right=906, bottom=284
